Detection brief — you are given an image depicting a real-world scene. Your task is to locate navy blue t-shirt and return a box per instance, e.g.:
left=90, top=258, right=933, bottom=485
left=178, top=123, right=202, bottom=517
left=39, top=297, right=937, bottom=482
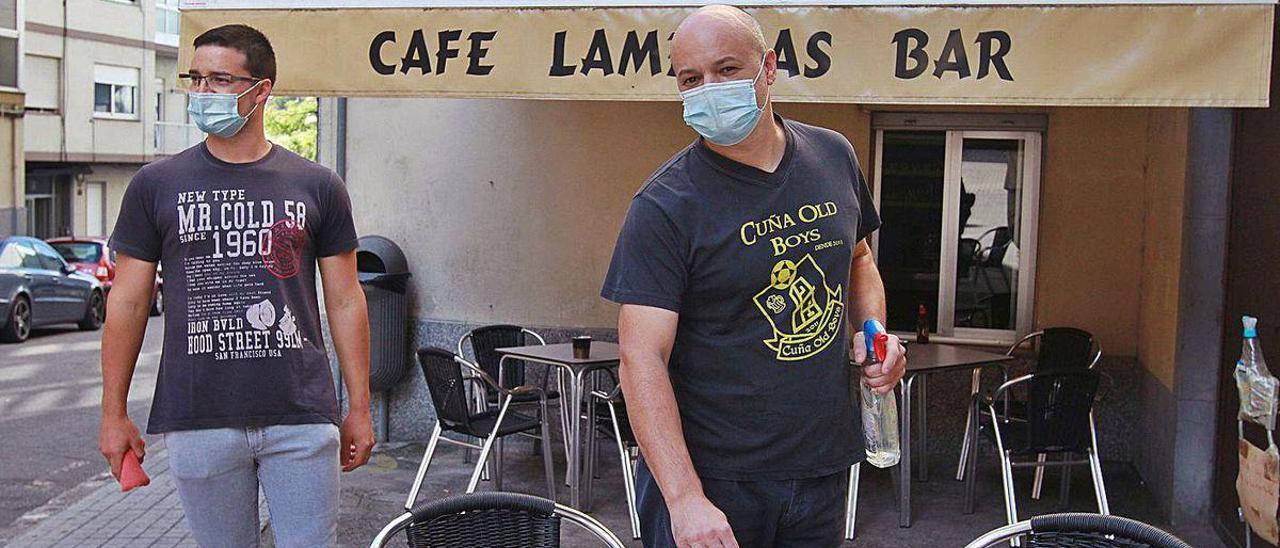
left=110, top=142, right=358, bottom=434
left=601, top=117, right=881, bottom=481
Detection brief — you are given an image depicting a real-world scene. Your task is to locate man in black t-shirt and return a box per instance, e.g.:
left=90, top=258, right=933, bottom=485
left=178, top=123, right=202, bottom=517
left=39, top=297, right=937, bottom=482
left=601, top=6, right=907, bottom=547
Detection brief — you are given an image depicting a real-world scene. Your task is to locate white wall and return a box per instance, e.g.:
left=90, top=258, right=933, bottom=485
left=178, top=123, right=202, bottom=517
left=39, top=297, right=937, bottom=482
left=343, top=98, right=871, bottom=329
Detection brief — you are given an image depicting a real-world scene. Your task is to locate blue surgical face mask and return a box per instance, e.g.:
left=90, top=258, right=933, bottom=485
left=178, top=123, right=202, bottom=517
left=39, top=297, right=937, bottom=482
left=680, top=57, right=769, bottom=146
left=187, top=80, right=264, bottom=138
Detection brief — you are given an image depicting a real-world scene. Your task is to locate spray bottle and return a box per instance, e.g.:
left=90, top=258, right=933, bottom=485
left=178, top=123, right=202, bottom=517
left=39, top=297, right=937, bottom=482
left=861, top=319, right=901, bottom=468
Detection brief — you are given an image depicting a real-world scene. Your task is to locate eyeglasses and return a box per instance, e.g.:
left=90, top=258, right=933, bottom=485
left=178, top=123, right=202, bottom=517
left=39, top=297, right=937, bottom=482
left=178, top=72, right=262, bottom=93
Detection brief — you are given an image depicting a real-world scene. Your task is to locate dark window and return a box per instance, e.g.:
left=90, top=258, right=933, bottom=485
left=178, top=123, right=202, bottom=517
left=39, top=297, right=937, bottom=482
left=94, top=83, right=112, bottom=113
left=52, top=242, right=103, bottom=264
left=34, top=242, right=67, bottom=272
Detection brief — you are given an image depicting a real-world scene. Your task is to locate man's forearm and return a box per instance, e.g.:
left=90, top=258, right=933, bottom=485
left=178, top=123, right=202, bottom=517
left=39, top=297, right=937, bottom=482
left=327, top=293, right=371, bottom=411
left=101, top=296, right=150, bottom=418
left=620, top=355, right=704, bottom=504
left=849, top=249, right=887, bottom=326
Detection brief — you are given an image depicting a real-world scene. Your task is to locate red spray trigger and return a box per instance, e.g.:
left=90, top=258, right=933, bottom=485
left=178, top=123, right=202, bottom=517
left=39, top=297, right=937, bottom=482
left=873, top=333, right=889, bottom=362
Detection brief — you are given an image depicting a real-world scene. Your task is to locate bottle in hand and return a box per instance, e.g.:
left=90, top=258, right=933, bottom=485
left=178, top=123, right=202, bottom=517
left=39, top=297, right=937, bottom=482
left=861, top=319, right=901, bottom=468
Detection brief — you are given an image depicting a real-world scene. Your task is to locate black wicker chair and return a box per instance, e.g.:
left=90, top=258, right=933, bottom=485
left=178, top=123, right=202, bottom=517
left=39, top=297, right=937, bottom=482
left=371, top=492, right=626, bottom=548
left=959, top=327, right=1102, bottom=502
left=963, top=369, right=1110, bottom=532
left=404, top=348, right=556, bottom=511
left=459, top=326, right=569, bottom=469
left=965, top=513, right=1193, bottom=548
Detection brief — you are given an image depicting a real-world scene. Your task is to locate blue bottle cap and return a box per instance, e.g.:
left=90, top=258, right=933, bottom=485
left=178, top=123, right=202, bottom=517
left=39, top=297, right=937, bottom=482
left=863, top=319, right=885, bottom=357
left=1244, top=315, right=1258, bottom=338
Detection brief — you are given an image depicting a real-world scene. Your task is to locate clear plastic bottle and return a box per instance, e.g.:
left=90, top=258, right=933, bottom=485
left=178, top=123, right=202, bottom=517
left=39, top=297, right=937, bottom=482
left=1235, top=315, right=1277, bottom=429
left=861, top=319, right=901, bottom=468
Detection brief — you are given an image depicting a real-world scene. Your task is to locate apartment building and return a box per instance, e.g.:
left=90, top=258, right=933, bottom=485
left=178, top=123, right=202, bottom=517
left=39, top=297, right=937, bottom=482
left=0, top=1, right=23, bottom=235
left=21, top=0, right=197, bottom=239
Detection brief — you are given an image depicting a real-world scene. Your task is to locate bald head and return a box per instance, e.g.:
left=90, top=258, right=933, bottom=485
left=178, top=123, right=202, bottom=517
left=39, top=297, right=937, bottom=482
left=670, top=5, right=775, bottom=94
left=674, top=5, right=767, bottom=59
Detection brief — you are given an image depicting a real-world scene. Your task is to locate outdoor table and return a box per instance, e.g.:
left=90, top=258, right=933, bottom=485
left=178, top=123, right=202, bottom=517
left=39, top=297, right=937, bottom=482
left=871, top=342, right=1015, bottom=528
left=496, top=341, right=620, bottom=511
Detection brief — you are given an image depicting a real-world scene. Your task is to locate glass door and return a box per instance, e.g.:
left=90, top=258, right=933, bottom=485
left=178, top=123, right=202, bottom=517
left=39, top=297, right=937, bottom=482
left=873, top=129, right=1041, bottom=343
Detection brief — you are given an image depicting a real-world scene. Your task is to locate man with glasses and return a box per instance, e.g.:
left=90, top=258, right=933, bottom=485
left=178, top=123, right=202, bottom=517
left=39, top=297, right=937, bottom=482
left=602, top=6, right=906, bottom=547
left=98, top=24, right=373, bottom=546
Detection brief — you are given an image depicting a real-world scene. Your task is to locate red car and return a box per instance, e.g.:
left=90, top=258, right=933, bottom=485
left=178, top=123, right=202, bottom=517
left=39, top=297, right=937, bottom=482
left=46, top=238, right=162, bottom=316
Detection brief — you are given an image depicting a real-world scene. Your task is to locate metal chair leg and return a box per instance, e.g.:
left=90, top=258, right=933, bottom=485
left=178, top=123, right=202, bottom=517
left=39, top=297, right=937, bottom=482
left=1031, top=453, right=1047, bottom=499
left=989, top=404, right=1019, bottom=533
left=405, top=421, right=443, bottom=511
left=998, top=450, right=1020, bottom=547
left=1088, top=447, right=1110, bottom=515
left=540, top=398, right=557, bottom=501
left=964, top=402, right=981, bottom=514
left=607, top=402, right=640, bottom=540
left=845, top=463, right=861, bottom=540
left=1088, top=415, right=1110, bottom=515
left=467, top=396, right=514, bottom=493
left=624, top=448, right=641, bottom=540
left=958, top=367, right=983, bottom=481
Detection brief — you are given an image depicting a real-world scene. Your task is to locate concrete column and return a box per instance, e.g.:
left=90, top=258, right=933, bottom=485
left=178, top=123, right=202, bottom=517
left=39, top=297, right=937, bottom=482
left=1169, top=108, right=1233, bottom=525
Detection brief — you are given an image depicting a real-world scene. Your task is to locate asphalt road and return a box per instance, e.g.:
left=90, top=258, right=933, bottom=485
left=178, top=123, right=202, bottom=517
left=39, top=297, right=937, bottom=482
left=0, top=317, right=163, bottom=542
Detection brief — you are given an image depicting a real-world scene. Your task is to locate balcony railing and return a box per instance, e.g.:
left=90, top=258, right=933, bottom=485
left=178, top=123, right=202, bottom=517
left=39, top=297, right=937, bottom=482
left=154, top=121, right=204, bottom=156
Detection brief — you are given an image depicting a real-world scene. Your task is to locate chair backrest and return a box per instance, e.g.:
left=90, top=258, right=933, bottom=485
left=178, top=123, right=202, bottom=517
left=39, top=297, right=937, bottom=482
left=416, top=347, right=476, bottom=433
left=1037, top=327, right=1097, bottom=371
left=965, top=513, right=1193, bottom=548
left=981, top=226, right=1013, bottom=265
left=958, top=238, right=981, bottom=276
left=406, top=492, right=561, bottom=547
left=1013, top=369, right=1101, bottom=456
left=465, top=325, right=533, bottom=390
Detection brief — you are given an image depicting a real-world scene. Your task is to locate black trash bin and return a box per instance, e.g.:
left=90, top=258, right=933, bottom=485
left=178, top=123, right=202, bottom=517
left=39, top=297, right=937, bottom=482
left=356, top=235, right=412, bottom=393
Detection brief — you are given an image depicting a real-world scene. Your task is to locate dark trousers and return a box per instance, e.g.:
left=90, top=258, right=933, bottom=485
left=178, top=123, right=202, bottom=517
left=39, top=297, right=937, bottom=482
left=636, top=459, right=848, bottom=548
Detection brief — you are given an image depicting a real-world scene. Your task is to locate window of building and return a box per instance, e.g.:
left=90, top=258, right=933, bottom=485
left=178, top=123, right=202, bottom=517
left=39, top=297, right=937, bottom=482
left=24, top=55, right=60, bottom=111
left=0, top=0, right=19, bottom=90
left=93, top=64, right=140, bottom=119
left=156, top=0, right=180, bottom=46
left=871, top=113, right=1044, bottom=345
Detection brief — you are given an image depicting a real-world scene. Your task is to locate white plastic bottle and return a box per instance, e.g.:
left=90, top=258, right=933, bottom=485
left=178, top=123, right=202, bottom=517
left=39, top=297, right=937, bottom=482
left=1235, top=315, right=1277, bottom=429
left=861, top=319, right=901, bottom=468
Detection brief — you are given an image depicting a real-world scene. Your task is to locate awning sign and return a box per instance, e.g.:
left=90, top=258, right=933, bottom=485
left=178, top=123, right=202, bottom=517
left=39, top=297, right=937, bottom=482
left=179, top=5, right=1274, bottom=107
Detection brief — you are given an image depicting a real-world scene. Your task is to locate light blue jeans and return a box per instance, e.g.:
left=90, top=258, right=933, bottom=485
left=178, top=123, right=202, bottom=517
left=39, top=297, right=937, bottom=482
left=164, top=423, right=341, bottom=548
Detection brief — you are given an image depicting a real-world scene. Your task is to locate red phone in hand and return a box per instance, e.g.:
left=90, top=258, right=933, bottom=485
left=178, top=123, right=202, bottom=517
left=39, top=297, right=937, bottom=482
left=119, top=449, right=150, bottom=492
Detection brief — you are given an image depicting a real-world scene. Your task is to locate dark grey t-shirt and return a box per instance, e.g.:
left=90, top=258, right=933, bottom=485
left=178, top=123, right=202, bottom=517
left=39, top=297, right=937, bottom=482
left=601, top=117, right=881, bottom=481
left=110, top=142, right=358, bottom=434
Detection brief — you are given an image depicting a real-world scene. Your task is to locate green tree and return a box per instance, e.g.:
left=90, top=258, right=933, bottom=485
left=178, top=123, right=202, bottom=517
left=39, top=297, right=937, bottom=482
left=264, top=96, right=317, bottom=161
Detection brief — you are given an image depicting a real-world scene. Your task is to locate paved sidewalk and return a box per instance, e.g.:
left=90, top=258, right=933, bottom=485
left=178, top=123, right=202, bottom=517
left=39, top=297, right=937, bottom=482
left=8, top=444, right=268, bottom=547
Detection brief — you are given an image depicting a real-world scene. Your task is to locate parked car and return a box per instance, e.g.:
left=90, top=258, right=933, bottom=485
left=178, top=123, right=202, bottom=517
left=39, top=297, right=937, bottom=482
left=47, top=237, right=162, bottom=316
left=0, top=237, right=105, bottom=342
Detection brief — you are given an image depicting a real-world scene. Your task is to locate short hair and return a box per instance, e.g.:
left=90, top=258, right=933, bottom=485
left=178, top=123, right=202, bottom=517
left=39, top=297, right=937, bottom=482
left=193, top=24, right=277, bottom=83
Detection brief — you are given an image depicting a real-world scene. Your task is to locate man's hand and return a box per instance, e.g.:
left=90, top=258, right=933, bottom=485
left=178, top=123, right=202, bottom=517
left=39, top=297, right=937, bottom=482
left=339, top=409, right=375, bottom=472
left=852, top=331, right=907, bottom=395
left=99, top=414, right=145, bottom=481
left=669, top=493, right=738, bottom=548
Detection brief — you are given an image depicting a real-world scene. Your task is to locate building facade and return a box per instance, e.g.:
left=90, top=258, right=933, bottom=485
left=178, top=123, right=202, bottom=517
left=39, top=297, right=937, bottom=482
left=0, top=0, right=24, bottom=234
left=184, top=2, right=1274, bottom=542
left=20, top=0, right=195, bottom=239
